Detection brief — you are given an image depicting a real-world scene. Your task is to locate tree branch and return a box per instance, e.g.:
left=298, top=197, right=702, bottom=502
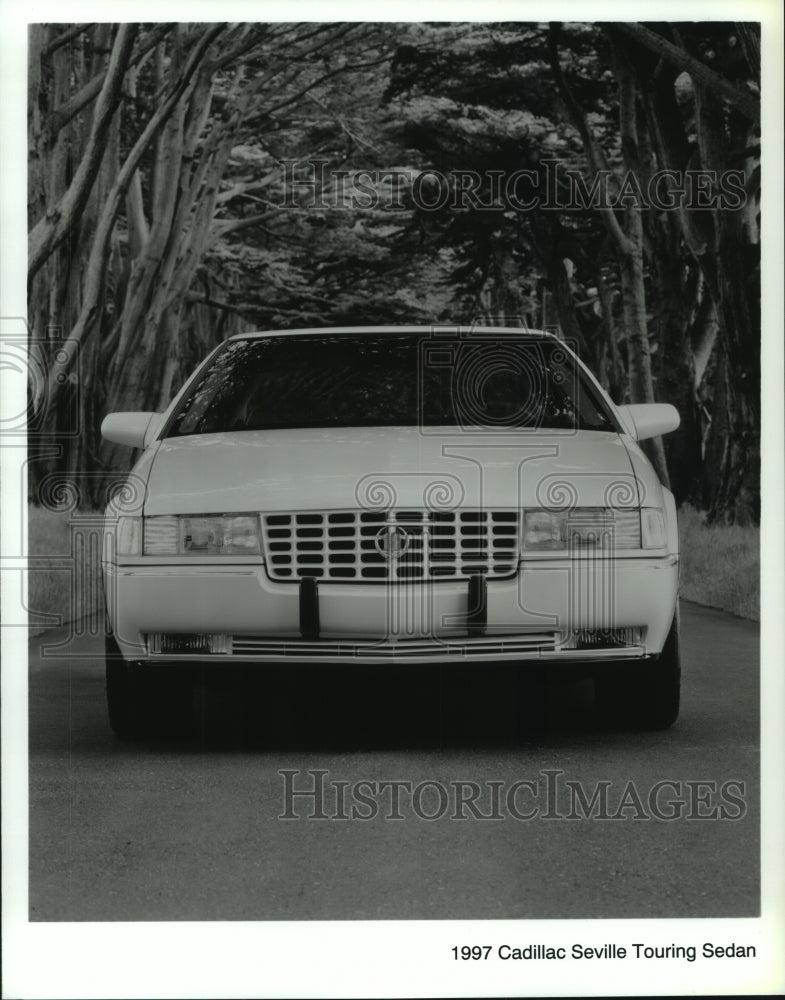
left=216, top=174, right=280, bottom=203
left=305, top=91, right=384, bottom=155
left=547, top=24, right=634, bottom=255
left=614, top=22, right=760, bottom=123
left=43, top=23, right=95, bottom=58
left=28, top=23, right=139, bottom=283
left=212, top=210, right=280, bottom=236
left=261, top=53, right=393, bottom=119
left=185, top=290, right=253, bottom=316
left=40, top=23, right=226, bottom=412
left=45, top=23, right=175, bottom=139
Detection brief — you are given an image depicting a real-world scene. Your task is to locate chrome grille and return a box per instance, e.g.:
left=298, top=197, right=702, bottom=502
left=261, top=509, right=520, bottom=582
left=231, top=634, right=556, bottom=657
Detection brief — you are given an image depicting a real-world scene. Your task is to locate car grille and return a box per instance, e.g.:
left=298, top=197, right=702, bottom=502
left=230, top=633, right=556, bottom=657
left=260, top=509, right=520, bottom=582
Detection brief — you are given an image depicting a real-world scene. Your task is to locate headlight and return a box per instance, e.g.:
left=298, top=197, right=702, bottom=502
left=522, top=508, right=642, bottom=551
left=143, top=515, right=262, bottom=556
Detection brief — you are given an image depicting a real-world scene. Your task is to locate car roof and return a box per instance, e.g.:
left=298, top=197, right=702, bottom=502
left=228, top=326, right=559, bottom=341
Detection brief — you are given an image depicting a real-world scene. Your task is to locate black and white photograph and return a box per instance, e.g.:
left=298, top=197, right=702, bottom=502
left=2, top=0, right=783, bottom=996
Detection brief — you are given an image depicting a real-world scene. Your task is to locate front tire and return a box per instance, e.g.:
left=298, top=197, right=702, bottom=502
left=595, top=610, right=681, bottom=730
left=516, top=664, right=549, bottom=743
left=105, top=632, right=144, bottom=739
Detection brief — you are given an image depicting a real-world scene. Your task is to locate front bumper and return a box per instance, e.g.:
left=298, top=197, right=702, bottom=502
left=103, top=555, right=679, bottom=666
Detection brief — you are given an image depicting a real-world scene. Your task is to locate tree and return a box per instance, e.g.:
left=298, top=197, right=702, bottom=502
left=27, top=22, right=400, bottom=498
left=27, top=20, right=760, bottom=523
left=627, top=22, right=760, bottom=522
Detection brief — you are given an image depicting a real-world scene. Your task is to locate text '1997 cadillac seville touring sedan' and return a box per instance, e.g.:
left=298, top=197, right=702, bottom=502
left=101, top=326, right=681, bottom=737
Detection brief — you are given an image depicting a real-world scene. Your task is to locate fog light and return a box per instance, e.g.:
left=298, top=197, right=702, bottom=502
left=561, top=627, right=643, bottom=650
left=147, top=633, right=230, bottom=655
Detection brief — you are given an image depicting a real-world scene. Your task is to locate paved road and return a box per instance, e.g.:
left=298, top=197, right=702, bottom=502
left=28, top=601, right=759, bottom=921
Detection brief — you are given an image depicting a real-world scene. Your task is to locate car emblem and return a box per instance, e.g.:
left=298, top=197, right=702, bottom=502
left=375, top=524, right=410, bottom=559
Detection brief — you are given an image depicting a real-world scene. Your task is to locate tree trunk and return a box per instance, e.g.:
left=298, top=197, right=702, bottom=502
left=637, top=34, right=759, bottom=522
left=547, top=254, right=589, bottom=356
left=614, top=22, right=759, bottom=124
left=28, top=24, right=138, bottom=282
left=41, top=24, right=225, bottom=423
left=594, top=265, right=627, bottom=403
left=694, top=90, right=760, bottom=523
left=617, top=247, right=669, bottom=487
left=613, top=38, right=670, bottom=486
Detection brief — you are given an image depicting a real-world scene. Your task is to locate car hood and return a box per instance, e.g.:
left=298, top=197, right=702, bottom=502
left=142, top=426, right=650, bottom=514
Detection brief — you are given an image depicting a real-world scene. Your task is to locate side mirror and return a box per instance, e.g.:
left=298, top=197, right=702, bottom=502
left=616, top=403, right=680, bottom=442
left=101, top=411, right=158, bottom=449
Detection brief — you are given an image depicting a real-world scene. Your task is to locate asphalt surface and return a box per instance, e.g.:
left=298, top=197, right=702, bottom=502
left=27, top=601, right=759, bottom=921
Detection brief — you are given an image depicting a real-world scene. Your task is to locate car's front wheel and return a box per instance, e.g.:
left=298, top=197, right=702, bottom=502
left=595, top=610, right=681, bottom=730
left=105, top=631, right=145, bottom=739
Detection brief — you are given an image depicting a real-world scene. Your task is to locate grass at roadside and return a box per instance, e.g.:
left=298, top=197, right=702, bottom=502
left=677, top=504, right=759, bottom=621
left=27, top=504, right=104, bottom=633
left=24, top=501, right=760, bottom=631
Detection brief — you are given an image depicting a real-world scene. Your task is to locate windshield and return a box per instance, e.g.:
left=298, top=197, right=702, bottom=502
left=165, top=333, right=616, bottom=436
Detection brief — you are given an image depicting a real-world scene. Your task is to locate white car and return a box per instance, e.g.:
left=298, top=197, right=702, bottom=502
left=101, top=326, right=681, bottom=736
